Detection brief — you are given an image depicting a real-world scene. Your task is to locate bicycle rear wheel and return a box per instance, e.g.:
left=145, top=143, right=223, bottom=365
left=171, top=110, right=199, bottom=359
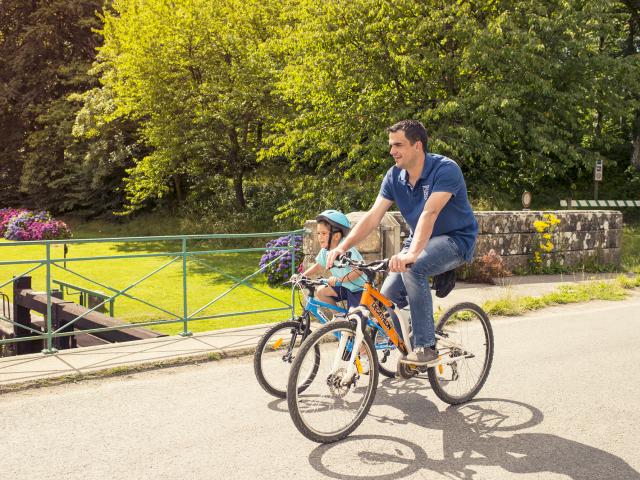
left=427, top=302, right=493, bottom=404
left=287, top=320, right=379, bottom=443
left=254, top=320, right=319, bottom=398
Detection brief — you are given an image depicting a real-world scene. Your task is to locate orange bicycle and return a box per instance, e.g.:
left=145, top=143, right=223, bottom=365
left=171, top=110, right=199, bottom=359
left=286, top=255, right=494, bottom=443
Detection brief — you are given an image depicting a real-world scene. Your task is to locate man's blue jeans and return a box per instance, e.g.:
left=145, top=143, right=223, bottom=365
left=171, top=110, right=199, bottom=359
left=380, top=235, right=466, bottom=348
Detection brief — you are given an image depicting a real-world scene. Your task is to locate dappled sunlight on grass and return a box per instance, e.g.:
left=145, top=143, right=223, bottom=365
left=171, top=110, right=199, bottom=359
left=0, top=238, right=296, bottom=334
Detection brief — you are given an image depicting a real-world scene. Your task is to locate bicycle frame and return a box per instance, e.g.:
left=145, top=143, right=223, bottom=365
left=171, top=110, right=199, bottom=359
left=298, top=283, right=394, bottom=350
left=304, top=297, right=347, bottom=324
left=336, top=278, right=472, bottom=384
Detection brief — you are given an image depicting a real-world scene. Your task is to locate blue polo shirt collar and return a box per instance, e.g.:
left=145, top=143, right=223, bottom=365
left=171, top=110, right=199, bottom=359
left=398, top=154, right=432, bottom=186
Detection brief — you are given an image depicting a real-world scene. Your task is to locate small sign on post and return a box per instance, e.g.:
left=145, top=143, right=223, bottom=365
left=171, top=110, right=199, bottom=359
left=594, top=160, right=603, bottom=200
left=594, top=160, right=603, bottom=182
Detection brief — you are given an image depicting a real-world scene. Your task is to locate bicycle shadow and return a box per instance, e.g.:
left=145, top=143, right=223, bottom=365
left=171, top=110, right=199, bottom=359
left=307, top=386, right=640, bottom=480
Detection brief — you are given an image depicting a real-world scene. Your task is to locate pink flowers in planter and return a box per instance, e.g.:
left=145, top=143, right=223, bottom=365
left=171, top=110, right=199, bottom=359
left=0, top=208, right=71, bottom=241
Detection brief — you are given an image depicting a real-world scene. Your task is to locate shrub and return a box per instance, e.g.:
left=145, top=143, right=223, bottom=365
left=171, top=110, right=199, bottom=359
left=461, top=249, right=512, bottom=284
left=2, top=210, right=72, bottom=241
left=0, top=208, right=27, bottom=236
left=259, top=234, right=303, bottom=286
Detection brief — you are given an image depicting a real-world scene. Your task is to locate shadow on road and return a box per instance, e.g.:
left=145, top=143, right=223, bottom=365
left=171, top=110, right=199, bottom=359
left=305, top=380, right=640, bottom=480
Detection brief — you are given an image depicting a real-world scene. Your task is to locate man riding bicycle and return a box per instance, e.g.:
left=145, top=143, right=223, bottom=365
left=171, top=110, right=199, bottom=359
left=326, top=119, right=478, bottom=366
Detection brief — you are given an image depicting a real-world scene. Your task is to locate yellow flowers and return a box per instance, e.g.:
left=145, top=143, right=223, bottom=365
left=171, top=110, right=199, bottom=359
left=531, top=213, right=561, bottom=269
left=543, top=213, right=561, bottom=225
left=534, top=220, right=549, bottom=233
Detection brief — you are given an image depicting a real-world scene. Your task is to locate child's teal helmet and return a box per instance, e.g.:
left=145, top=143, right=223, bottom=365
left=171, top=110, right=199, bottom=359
left=316, top=210, right=351, bottom=236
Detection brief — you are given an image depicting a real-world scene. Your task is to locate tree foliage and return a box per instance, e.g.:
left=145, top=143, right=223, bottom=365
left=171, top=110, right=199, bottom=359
left=92, top=0, right=287, bottom=211
left=269, top=0, right=640, bottom=220
left=0, top=0, right=105, bottom=213
left=2, top=0, right=639, bottom=223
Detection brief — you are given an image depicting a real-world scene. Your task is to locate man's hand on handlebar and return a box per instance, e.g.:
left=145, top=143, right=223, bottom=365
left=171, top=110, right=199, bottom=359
left=389, top=252, right=417, bottom=273
left=326, top=247, right=347, bottom=269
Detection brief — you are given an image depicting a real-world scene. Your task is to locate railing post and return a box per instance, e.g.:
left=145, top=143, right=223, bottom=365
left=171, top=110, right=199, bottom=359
left=42, top=242, right=58, bottom=354
left=180, top=238, right=192, bottom=337
left=289, top=235, right=295, bottom=318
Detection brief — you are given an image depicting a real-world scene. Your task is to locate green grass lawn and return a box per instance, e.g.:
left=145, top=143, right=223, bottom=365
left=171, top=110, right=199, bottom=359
left=622, top=222, right=640, bottom=274
left=0, top=237, right=298, bottom=335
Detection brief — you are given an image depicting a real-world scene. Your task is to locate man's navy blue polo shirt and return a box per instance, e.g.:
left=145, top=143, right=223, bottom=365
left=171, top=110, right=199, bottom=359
left=379, top=153, right=478, bottom=262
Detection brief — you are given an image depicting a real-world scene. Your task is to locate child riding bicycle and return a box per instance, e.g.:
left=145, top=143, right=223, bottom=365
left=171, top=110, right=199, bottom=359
left=298, top=210, right=367, bottom=310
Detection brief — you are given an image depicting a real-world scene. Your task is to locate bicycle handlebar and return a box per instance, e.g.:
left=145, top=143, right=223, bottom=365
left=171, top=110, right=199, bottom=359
left=283, top=276, right=327, bottom=288
left=334, top=254, right=389, bottom=274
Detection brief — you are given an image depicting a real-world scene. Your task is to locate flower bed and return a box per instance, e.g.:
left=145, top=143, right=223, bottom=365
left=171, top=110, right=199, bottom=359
left=259, top=234, right=303, bottom=286
left=0, top=208, right=71, bottom=241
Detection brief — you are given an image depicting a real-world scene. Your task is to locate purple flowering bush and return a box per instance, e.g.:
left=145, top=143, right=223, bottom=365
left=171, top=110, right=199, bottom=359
left=1, top=209, right=71, bottom=241
left=259, top=234, right=303, bottom=286
left=0, top=208, right=27, bottom=236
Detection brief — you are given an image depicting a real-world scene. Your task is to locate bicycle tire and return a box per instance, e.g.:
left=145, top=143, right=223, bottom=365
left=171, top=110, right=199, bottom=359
left=254, top=320, right=319, bottom=398
left=287, top=320, right=379, bottom=443
left=427, top=302, right=494, bottom=405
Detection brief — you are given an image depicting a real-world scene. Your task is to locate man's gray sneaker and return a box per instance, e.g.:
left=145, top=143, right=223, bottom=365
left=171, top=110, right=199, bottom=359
left=400, top=347, right=438, bottom=366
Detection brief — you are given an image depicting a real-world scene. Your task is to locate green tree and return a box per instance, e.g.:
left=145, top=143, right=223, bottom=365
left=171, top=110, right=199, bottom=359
left=0, top=0, right=104, bottom=212
left=93, top=0, right=287, bottom=212
left=269, top=0, right=640, bottom=217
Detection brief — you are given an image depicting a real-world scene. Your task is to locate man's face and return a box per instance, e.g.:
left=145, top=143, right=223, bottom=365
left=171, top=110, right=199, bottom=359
left=388, top=130, right=423, bottom=170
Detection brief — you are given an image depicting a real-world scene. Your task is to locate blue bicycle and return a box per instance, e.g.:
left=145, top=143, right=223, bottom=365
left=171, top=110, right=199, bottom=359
left=253, top=275, right=400, bottom=398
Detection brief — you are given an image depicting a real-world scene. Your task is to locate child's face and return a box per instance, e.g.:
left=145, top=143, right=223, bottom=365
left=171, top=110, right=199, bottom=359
left=316, top=223, right=340, bottom=250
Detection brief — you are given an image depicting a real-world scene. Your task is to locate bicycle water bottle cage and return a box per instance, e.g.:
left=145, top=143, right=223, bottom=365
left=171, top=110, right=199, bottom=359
left=431, top=269, right=456, bottom=298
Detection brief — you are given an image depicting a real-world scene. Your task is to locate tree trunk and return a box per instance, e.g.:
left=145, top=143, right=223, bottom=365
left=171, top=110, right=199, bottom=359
left=173, top=174, right=184, bottom=204
left=228, top=126, right=246, bottom=209
left=233, top=171, right=246, bottom=210
left=633, top=111, right=640, bottom=170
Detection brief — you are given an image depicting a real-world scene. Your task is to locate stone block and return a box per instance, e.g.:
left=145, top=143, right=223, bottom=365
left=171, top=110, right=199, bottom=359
left=346, top=212, right=382, bottom=253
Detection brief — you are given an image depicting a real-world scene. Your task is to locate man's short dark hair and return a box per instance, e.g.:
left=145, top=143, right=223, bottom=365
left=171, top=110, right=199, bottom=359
left=387, top=120, right=428, bottom=151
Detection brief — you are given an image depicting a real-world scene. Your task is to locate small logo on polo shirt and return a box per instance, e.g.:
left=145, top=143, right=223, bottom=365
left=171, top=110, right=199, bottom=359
left=423, top=184, right=430, bottom=199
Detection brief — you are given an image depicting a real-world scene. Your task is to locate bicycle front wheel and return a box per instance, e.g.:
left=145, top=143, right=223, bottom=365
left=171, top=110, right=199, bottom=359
left=428, top=302, right=494, bottom=404
left=254, top=320, right=319, bottom=398
left=287, top=320, right=379, bottom=443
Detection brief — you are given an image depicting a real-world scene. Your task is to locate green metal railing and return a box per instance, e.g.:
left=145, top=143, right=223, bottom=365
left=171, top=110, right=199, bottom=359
left=0, top=231, right=304, bottom=354
left=52, top=279, right=115, bottom=317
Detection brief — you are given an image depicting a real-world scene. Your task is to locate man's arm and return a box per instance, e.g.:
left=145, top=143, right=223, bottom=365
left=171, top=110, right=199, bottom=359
left=389, top=191, right=452, bottom=272
left=326, top=196, right=393, bottom=267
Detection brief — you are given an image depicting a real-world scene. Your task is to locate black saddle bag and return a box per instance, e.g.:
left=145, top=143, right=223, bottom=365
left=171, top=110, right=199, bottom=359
left=430, top=268, right=456, bottom=298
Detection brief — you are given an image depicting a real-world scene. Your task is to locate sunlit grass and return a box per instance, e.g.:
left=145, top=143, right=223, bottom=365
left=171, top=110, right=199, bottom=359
left=622, top=223, right=640, bottom=274
left=0, top=238, right=297, bottom=335
left=482, top=276, right=639, bottom=317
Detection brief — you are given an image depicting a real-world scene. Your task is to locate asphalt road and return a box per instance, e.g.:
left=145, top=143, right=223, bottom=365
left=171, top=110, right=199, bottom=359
left=2, top=297, right=640, bottom=480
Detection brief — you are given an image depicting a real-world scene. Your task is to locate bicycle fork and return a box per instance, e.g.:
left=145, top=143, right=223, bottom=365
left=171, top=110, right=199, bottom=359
left=330, top=309, right=368, bottom=386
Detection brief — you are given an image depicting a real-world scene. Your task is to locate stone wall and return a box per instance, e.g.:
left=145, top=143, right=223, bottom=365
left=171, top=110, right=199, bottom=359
left=302, top=210, right=623, bottom=272
left=473, top=210, right=622, bottom=270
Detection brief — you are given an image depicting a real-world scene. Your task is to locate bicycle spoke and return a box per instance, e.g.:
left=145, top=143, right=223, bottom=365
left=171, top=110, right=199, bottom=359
left=428, top=303, right=493, bottom=404
left=288, top=321, right=379, bottom=442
